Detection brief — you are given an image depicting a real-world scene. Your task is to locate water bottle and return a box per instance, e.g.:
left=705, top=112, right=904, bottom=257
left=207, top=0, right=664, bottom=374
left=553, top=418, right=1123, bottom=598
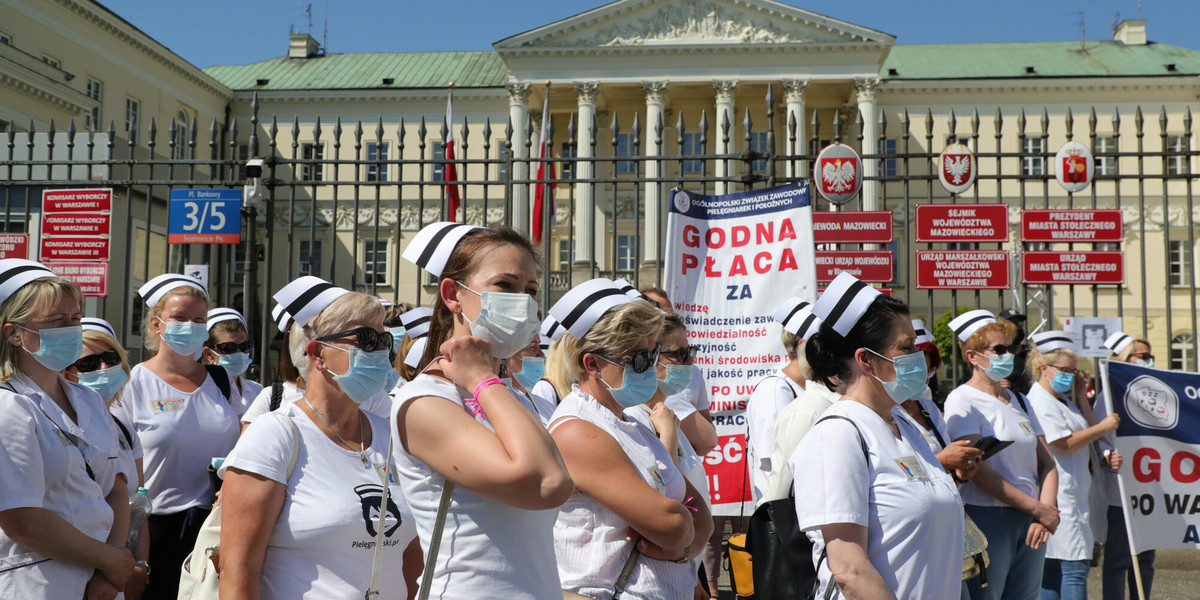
left=127, top=487, right=151, bottom=550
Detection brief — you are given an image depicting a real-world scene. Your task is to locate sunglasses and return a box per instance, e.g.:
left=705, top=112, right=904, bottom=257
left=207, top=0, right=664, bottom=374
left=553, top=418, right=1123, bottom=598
left=74, top=350, right=121, bottom=373
left=1050, top=364, right=1079, bottom=376
left=982, top=343, right=1024, bottom=356
left=659, top=345, right=699, bottom=365
left=603, top=346, right=661, bottom=374
left=1131, top=352, right=1155, bottom=361
left=210, top=340, right=254, bottom=355
left=317, top=327, right=393, bottom=353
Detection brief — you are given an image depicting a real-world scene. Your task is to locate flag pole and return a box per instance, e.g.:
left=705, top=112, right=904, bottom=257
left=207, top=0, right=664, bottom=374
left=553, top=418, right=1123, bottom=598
left=1103, top=360, right=1146, bottom=600
left=540, top=80, right=551, bottom=312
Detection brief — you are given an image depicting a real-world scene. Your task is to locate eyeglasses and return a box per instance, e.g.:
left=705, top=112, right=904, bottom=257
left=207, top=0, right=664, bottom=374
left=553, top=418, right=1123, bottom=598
left=1131, top=352, right=1155, bottom=361
left=73, top=350, right=121, bottom=373
left=982, top=344, right=1024, bottom=356
left=1050, top=364, right=1079, bottom=376
left=316, top=327, right=394, bottom=353
left=659, top=345, right=699, bottom=365
left=603, top=346, right=661, bottom=374
left=210, top=340, right=254, bottom=355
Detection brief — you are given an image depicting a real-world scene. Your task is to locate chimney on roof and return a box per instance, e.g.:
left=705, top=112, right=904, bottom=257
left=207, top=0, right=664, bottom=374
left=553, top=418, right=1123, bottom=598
left=289, top=33, right=320, bottom=58
left=1113, top=19, right=1147, bottom=45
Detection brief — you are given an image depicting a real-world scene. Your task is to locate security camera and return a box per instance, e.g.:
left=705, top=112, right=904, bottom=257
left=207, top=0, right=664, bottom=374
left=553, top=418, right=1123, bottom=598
left=244, top=158, right=265, bottom=205
left=245, top=158, right=264, bottom=179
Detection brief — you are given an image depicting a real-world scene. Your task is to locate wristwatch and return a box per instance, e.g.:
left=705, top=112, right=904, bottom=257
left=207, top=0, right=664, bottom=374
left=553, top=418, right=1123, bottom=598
left=135, top=560, right=151, bottom=576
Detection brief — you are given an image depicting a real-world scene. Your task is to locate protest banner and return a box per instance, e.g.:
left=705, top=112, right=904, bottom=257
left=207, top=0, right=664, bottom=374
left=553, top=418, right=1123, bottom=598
left=664, top=182, right=818, bottom=516
left=1102, top=360, right=1200, bottom=552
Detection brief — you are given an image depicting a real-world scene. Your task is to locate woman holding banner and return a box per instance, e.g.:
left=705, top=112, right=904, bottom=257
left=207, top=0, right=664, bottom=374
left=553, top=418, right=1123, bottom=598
left=1098, top=332, right=1144, bottom=600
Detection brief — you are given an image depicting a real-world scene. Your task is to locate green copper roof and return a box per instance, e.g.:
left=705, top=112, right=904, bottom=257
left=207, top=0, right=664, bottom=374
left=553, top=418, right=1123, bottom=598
left=883, top=41, right=1200, bottom=80
left=204, top=51, right=507, bottom=91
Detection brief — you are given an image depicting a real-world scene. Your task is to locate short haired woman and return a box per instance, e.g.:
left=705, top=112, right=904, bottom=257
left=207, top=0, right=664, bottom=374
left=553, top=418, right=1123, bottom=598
left=203, top=307, right=263, bottom=403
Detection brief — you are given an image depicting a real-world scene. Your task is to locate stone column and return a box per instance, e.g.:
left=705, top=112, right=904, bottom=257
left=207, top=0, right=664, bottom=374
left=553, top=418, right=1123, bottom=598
left=641, top=82, right=668, bottom=281
left=507, top=83, right=531, bottom=234
left=783, top=79, right=808, bottom=180
left=855, top=78, right=880, bottom=211
left=713, top=80, right=738, bottom=195
left=573, top=82, right=599, bottom=273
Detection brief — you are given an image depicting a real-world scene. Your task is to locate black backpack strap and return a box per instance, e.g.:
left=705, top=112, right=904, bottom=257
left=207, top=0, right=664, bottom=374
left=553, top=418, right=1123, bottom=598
left=269, top=381, right=284, bottom=411
left=112, top=415, right=133, bottom=450
left=203, top=364, right=232, bottom=404
left=1012, top=390, right=1030, bottom=414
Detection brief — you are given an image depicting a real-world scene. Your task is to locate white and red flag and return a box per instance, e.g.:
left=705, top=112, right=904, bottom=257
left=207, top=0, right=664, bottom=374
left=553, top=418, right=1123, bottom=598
left=443, top=89, right=462, bottom=221
left=532, top=90, right=556, bottom=245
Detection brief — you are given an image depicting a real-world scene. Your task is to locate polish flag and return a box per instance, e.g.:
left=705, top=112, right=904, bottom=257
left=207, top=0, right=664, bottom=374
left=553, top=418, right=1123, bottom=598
left=532, top=90, right=556, bottom=245
left=443, top=89, right=461, bottom=222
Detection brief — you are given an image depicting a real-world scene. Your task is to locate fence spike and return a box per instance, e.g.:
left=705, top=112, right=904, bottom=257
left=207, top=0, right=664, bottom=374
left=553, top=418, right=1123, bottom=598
left=610, top=113, right=620, bottom=145
left=268, top=115, right=278, bottom=152
left=810, top=109, right=820, bottom=141
left=398, top=117, right=406, bottom=152
left=461, top=116, right=471, bottom=151
left=1065, top=107, right=1074, bottom=140
left=924, top=108, right=933, bottom=138
left=879, top=108, right=888, bottom=135
left=765, top=84, right=775, bottom=111
left=1017, top=109, right=1027, bottom=135
left=333, top=117, right=343, bottom=150
left=787, top=110, right=796, bottom=141
left=417, top=117, right=427, bottom=148
left=948, top=109, right=957, bottom=138
left=654, top=111, right=664, bottom=145
left=67, top=120, right=76, bottom=152
left=1088, top=107, right=1098, bottom=137
left=721, top=109, right=731, bottom=145
left=147, top=118, right=157, bottom=150
left=1159, top=105, right=1169, bottom=133
left=567, top=112, right=577, bottom=141
left=1185, top=107, right=1193, bottom=135
left=209, top=119, right=219, bottom=151
left=589, top=110, right=598, bottom=143
left=375, top=117, right=384, bottom=142
left=189, top=118, right=198, bottom=152
left=525, top=117, right=534, bottom=149
left=676, top=112, right=685, bottom=147
left=832, top=108, right=842, bottom=142
left=544, top=113, right=552, bottom=142
left=8, top=125, right=16, bottom=150
left=699, top=110, right=709, bottom=146
left=744, top=108, right=754, bottom=143
left=970, top=108, right=979, bottom=137
left=106, top=119, right=116, bottom=150
left=167, top=119, right=177, bottom=155
left=286, top=117, right=298, bottom=151
left=901, top=108, right=910, bottom=133
left=1040, top=108, right=1049, bottom=134
left=482, top=118, right=493, bottom=151
left=1112, top=108, right=1120, bottom=133
left=1134, top=106, right=1144, bottom=137
left=993, top=107, right=1003, bottom=133
left=632, top=112, right=642, bottom=149
left=313, top=116, right=323, bottom=143
left=353, top=121, right=363, bottom=150
left=504, top=115, right=513, bottom=144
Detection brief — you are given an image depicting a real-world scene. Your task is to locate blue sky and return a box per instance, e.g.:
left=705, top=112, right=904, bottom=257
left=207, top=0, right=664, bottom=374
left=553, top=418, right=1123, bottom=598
left=102, top=0, right=1196, bottom=68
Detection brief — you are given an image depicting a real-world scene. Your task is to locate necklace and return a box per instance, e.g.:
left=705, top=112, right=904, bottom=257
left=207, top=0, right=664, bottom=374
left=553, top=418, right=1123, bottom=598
left=302, top=397, right=369, bottom=468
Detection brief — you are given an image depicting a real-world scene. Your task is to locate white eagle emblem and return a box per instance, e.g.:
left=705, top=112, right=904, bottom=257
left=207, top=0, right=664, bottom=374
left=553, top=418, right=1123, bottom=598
left=821, top=159, right=856, bottom=193
left=945, top=156, right=970, bottom=184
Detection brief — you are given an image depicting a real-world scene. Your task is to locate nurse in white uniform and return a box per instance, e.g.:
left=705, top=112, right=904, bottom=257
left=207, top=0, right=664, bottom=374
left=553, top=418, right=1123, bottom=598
left=203, top=307, right=263, bottom=405
left=0, top=259, right=134, bottom=598
left=792, top=273, right=964, bottom=599
left=220, top=277, right=417, bottom=599
left=1025, top=331, right=1120, bottom=600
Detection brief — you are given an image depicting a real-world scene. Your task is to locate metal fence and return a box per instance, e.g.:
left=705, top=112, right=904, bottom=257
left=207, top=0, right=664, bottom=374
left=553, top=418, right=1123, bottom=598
left=2, top=89, right=1198, bottom=378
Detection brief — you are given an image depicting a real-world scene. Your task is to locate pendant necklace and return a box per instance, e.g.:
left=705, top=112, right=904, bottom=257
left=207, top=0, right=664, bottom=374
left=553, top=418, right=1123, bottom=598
left=303, top=397, right=369, bottom=468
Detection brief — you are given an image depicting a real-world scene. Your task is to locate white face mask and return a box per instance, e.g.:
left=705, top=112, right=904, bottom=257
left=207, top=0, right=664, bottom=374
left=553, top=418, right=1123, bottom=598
left=457, top=282, right=540, bottom=359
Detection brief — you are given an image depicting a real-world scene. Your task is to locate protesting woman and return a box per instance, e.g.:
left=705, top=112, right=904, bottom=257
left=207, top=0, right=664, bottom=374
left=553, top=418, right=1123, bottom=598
left=1098, top=332, right=1142, bottom=600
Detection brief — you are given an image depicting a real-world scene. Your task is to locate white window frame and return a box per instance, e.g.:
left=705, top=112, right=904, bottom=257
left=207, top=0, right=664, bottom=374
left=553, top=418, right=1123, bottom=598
left=557, top=238, right=574, bottom=272
left=498, top=141, right=511, bottom=181
left=680, top=131, right=703, bottom=174
left=125, top=97, right=141, bottom=145
left=749, top=131, right=770, bottom=172
left=1167, top=135, right=1190, bottom=176
left=878, top=138, right=899, bottom=178
left=86, top=77, right=103, bottom=131
left=42, top=54, right=61, bottom=69
left=1023, top=137, right=1045, bottom=176
left=0, top=30, right=12, bottom=45
left=1171, top=332, right=1196, bottom=371
left=559, top=141, right=575, bottom=179
left=616, top=234, right=639, bottom=271
left=432, top=143, right=445, bottom=181
left=173, top=108, right=191, bottom=159
left=1094, top=135, right=1117, bottom=176
left=614, top=132, right=636, bottom=174
left=300, top=142, right=324, bottom=182
left=366, top=142, right=389, bottom=182
left=361, top=238, right=391, bottom=286
left=298, top=239, right=323, bottom=277
left=1168, top=239, right=1194, bottom=287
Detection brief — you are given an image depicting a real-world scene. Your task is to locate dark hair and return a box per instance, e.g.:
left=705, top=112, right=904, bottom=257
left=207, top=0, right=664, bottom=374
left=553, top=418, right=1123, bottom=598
left=276, top=328, right=301, bottom=385
left=420, top=227, right=540, bottom=369
left=805, top=294, right=910, bottom=390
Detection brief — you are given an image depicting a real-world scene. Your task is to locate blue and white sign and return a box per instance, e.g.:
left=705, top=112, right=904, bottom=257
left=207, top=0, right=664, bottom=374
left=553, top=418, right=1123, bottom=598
left=168, top=189, right=242, bottom=244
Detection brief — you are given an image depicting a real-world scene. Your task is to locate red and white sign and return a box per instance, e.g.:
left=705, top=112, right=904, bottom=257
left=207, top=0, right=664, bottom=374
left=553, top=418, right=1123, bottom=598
left=915, top=203, right=1008, bottom=243
left=939, top=143, right=977, bottom=194
left=1021, top=209, right=1124, bottom=243
left=43, top=261, right=108, bottom=296
left=812, top=211, right=893, bottom=244
left=1022, top=251, right=1124, bottom=285
left=815, top=250, right=894, bottom=283
left=40, top=237, right=109, bottom=261
left=42, top=213, right=111, bottom=237
left=915, top=249, right=1011, bottom=289
left=0, top=234, right=29, bottom=260
left=1055, top=141, right=1095, bottom=193
left=813, top=143, right=862, bottom=206
left=41, top=189, right=113, bottom=213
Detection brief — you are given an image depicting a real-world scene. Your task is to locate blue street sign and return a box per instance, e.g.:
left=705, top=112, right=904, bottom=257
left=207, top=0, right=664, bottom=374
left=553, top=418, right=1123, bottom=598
left=168, top=189, right=242, bottom=244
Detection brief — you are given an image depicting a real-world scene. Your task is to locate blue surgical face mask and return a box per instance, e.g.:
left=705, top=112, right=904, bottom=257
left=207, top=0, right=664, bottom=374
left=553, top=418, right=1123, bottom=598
left=980, top=352, right=1015, bottom=382
left=866, top=348, right=928, bottom=404
left=1051, top=370, right=1075, bottom=394
left=599, top=357, right=659, bottom=408
left=322, top=343, right=394, bottom=404
left=388, top=326, right=406, bottom=353
left=78, top=364, right=129, bottom=403
left=658, top=363, right=693, bottom=397
left=383, top=367, right=402, bottom=394
left=157, top=318, right=208, bottom=358
left=458, top=283, right=540, bottom=359
left=512, top=356, right=545, bottom=390
left=18, top=325, right=84, bottom=372
left=1136, top=358, right=1155, bottom=369
left=218, top=351, right=252, bottom=377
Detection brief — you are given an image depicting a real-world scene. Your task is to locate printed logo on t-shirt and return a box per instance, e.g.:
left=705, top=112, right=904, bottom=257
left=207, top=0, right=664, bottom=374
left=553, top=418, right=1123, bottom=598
left=647, top=466, right=666, bottom=492
left=374, top=463, right=397, bottom=486
left=1018, top=421, right=1035, bottom=436
left=895, top=456, right=929, bottom=481
left=354, top=483, right=403, bottom=538
left=153, top=397, right=186, bottom=413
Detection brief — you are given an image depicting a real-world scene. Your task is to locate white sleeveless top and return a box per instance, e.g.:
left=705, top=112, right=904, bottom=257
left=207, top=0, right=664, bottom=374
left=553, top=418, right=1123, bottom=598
left=389, top=374, right=560, bottom=600
left=551, top=389, right=694, bottom=600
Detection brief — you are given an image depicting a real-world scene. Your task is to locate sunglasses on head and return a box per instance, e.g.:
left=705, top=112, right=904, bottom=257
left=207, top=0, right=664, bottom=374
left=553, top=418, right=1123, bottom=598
left=603, top=346, right=661, bottom=374
left=74, top=350, right=121, bottom=373
left=210, top=340, right=254, bottom=355
left=659, top=345, right=699, bottom=364
left=982, top=343, right=1024, bottom=356
left=317, top=327, right=393, bottom=353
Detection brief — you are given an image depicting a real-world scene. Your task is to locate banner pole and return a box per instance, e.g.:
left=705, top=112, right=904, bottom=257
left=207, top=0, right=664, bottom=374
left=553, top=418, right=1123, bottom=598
left=1102, top=360, right=1146, bottom=600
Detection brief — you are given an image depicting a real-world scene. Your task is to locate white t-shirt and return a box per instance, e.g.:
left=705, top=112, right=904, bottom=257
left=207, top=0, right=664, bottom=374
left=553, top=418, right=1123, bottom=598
left=529, top=379, right=559, bottom=419
left=791, top=401, right=964, bottom=600
left=1026, top=384, right=1093, bottom=560
left=236, top=377, right=264, bottom=410
left=242, top=382, right=305, bottom=424
left=0, top=387, right=113, bottom=598
left=112, top=364, right=242, bottom=513
left=553, top=389, right=694, bottom=600
left=746, top=370, right=802, bottom=503
left=390, top=374, right=560, bottom=600
left=220, top=405, right=416, bottom=599
left=624, top=404, right=711, bottom=507
left=764, top=381, right=840, bottom=503
left=663, top=365, right=709, bottom=420
left=944, top=385, right=1045, bottom=507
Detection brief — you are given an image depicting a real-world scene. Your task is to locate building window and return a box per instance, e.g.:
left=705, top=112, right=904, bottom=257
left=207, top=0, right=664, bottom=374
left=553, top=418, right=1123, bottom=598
left=432, top=144, right=445, bottom=181
left=1095, top=136, right=1117, bottom=176
left=878, top=138, right=898, bottom=177
left=366, top=143, right=389, bottom=182
left=808, top=138, right=832, bottom=157
left=615, top=132, right=636, bottom=174
left=42, top=55, right=61, bottom=69
left=0, top=30, right=11, bottom=45
left=557, top=239, right=574, bottom=271
left=173, top=109, right=190, bottom=159
left=1167, top=135, right=1190, bottom=176
left=299, top=239, right=323, bottom=277
left=0, top=214, right=28, bottom=233
left=362, top=239, right=388, bottom=285
left=1022, top=137, right=1045, bottom=176
left=1169, top=239, right=1194, bottom=287
left=234, top=144, right=250, bottom=181
left=681, top=131, right=703, bottom=174
left=300, top=143, right=324, bottom=182
left=559, top=141, right=574, bottom=179
left=616, top=235, right=639, bottom=271
left=1171, top=333, right=1196, bottom=371
left=86, top=78, right=103, bottom=131
left=748, top=131, right=770, bottom=172
left=498, top=142, right=511, bottom=181
left=125, top=98, right=140, bottom=145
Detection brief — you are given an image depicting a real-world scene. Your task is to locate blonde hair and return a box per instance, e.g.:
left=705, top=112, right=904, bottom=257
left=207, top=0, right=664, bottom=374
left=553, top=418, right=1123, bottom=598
left=0, top=278, right=83, bottom=383
left=1026, top=347, right=1078, bottom=380
left=544, top=336, right=572, bottom=399
left=142, top=286, right=210, bottom=353
left=82, top=329, right=132, bottom=405
left=290, top=292, right=385, bottom=381
left=562, top=301, right=664, bottom=385
left=961, top=319, right=1017, bottom=355
left=1117, top=338, right=1151, bottom=362
left=394, top=334, right=420, bottom=382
